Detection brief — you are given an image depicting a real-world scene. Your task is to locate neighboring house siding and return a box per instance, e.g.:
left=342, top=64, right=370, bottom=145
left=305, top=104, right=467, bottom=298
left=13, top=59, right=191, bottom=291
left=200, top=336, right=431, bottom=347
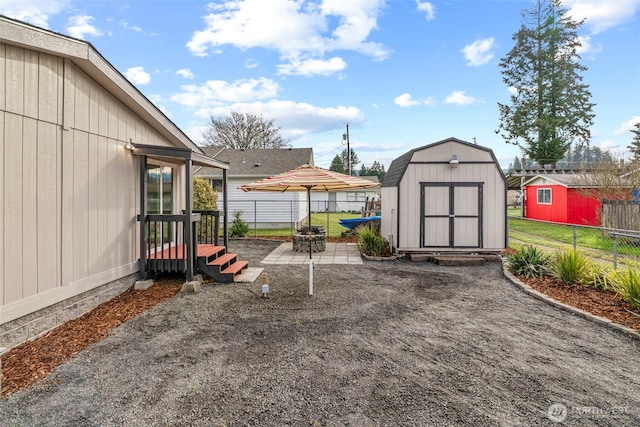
left=222, top=178, right=307, bottom=226
left=526, top=184, right=568, bottom=223
left=525, top=183, right=601, bottom=226
left=0, top=42, right=178, bottom=327
left=197, top=148, right=313, bottom=227
left=567, top=189, right=601, bottom=226
left=310, top=189, right=379, bottom=212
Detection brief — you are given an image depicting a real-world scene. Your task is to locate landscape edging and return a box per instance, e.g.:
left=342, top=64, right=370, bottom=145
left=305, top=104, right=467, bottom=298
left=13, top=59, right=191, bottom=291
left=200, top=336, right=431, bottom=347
left=501, top=259, right=640, bottom=342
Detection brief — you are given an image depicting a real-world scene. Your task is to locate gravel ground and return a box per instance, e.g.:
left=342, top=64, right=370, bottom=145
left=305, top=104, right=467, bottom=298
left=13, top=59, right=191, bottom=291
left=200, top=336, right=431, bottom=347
left=1, top=239, right=639, bottom=426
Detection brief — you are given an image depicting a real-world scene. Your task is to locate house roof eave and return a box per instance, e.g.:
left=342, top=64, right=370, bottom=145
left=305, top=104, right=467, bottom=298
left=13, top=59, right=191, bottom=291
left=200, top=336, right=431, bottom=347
left=0, top=15, right=207, bottom=158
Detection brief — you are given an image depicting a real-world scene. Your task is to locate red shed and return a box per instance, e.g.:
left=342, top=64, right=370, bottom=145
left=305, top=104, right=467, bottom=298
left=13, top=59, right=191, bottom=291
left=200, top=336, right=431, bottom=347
left=523, top=174, right=602, bottom=226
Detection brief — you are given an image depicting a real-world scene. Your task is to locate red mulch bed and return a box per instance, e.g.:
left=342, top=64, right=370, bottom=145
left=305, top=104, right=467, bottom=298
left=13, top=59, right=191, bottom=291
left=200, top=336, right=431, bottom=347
left=520, top=276, right=640, bottom=330
left=1, top=280, right=181, bottom=398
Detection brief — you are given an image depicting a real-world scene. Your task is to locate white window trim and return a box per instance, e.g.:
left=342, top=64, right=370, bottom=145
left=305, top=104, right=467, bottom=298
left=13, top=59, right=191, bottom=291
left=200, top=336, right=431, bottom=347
left=537, top=188, right=552, bottom=205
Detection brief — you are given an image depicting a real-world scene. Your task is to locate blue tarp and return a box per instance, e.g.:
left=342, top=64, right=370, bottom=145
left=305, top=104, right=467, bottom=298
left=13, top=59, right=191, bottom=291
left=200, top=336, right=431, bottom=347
left=339, top=216, right=381, bottom=230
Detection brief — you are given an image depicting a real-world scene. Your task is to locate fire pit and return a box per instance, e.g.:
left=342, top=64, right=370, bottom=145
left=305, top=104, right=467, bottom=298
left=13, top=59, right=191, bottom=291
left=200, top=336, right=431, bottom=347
left=292, top=226, right=326, bottom=253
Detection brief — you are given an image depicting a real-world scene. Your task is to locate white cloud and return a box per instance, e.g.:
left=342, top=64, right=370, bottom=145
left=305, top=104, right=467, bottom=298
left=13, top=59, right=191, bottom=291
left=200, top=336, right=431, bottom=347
left=120, top=20, right=142, bottom=33
left=394, top=93, right=435, bottom=107
left=507, top=86, right=519, bottom=96
left=124, top=66, right=151, bottom=85
left=245, top=58, right=259, bottom=69
left=599, top=140, right=620, bottom=151
left=614, top=116, right=640, bottom=135
left=461, top=37, right=494, bottom=66
left=66, top=15, right=103, bottom=39
left=564, top=0, right=640, bottom=34
left=186, top=0, right=388, bottom=75
left=575, top=35, right=602, bottom=55
left=176, top=68, right=195, bottom=79
left=186, top=100, right=364, bottom=142
left=445, top=91, right=476, bottom=105
left=278, top=56, right=346, bottom=76
left=416, top=1, right=435, bottom=21
left=171, top=78, right=281, bottom=108
left=0, top=0, right=70, bottom=28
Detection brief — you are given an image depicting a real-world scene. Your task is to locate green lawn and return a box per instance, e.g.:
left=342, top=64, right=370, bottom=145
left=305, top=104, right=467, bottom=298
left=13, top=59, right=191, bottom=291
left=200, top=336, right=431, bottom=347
left=508, top=216, right=640, bottom=257
left=246, top=212, right=362, bottom=238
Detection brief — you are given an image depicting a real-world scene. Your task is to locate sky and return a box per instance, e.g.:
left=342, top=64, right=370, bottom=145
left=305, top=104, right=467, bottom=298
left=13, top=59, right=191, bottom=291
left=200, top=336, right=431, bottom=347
left=1, top=0, right=639, bottom=171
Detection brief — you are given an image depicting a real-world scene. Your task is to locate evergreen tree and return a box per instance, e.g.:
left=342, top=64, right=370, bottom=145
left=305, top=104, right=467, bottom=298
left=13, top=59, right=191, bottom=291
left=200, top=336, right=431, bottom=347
left=329, top=155, right=346, bottom=173
left=497, top=0, right=594, bottom=169
left=513, top=156, right=522, bottom=171
left=358, top=163, right=370, bottom=176
left=628, top=122, right=640, bottom=161
left=369, top=161, right=386, bottom=181
left=339, top=149, right=359, bottom=175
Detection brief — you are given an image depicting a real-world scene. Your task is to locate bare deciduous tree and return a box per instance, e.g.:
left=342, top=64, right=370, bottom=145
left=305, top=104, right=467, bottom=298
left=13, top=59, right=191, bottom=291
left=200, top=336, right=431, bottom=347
left=202, top=111, right=291, bottom=149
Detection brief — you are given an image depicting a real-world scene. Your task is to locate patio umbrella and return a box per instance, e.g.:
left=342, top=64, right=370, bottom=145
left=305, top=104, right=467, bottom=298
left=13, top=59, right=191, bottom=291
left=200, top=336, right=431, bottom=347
left=239, top=163, right=380, bottom=294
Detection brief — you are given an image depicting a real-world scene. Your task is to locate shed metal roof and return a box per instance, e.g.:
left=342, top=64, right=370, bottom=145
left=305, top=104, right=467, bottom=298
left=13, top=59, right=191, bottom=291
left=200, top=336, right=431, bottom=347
left=382, top=137, right=501, bottom=187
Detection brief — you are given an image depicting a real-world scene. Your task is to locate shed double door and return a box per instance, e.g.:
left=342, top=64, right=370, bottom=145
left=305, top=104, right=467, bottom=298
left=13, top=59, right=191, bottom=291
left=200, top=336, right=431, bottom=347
left=420, top=182, right=482, bottom=248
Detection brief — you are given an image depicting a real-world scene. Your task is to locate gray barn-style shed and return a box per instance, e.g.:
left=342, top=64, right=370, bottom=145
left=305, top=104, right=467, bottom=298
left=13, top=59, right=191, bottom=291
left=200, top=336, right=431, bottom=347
left=381, top=137, right=507, bottom=253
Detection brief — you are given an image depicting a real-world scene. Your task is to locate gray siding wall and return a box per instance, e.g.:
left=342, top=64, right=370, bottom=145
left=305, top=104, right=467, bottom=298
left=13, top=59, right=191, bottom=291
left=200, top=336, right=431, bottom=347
left=0, top=43, right=176, bottom=327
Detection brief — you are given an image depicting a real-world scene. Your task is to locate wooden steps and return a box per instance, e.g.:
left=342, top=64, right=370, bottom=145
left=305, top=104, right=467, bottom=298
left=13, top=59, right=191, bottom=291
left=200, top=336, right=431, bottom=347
left=146, top=244, right=248, bottom=283
left=196, top=244, right=248, bottom=283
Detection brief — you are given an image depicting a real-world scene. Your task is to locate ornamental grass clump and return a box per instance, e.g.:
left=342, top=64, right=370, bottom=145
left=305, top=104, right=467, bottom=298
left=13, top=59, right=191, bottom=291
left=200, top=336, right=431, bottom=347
left=230, top=210, right=250, bottom=237
left=583, top=264, right=617, bottom=291
left=548, top=249, right=590, bottom=285
left=612, top=268, right=640, bottom=309
left=506, top=245, right=549, bottom=278
left=356, top=225, right=391, bottom=257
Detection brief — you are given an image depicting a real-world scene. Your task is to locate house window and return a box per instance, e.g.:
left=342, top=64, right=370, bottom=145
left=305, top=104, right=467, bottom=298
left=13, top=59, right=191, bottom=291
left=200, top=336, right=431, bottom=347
left=347, top=192, right=367, bottom=202
left=146, top=165, right=174, bottom=245
left=537, top=188, right=552, bottom=204
left=209, top=179, right=223, bottom=192
left=147, top=165, right=174, bottom=214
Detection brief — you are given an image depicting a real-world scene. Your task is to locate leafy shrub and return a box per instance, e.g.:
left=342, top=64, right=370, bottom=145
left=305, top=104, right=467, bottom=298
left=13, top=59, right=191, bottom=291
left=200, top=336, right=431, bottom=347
left=230, top=210, right=250, bottom=238
left=506, top=245, right=549, bottom=278
left=612, top=268, right=640, bottom=309
left=356, top=225, right=391, bottom=257
left=193, top=177, right=219, bottom=240
left=193, top=177, right=218, bottom=210
left=548, top=249, right=590, bottom=285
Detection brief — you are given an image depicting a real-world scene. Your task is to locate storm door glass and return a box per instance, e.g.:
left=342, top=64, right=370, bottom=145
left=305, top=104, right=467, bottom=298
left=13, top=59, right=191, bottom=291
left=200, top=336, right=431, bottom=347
left=146, top=165, right=174, bottom=244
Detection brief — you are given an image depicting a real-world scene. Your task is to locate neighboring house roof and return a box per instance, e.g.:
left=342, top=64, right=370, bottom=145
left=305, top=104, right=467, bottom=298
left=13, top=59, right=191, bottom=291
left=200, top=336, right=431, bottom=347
left=196, top=148, right=314, bottom=179
left=522, top=173, right=631, bottom=189
left=0, top=15, right=226, bottom=169
left=359, top=175, right=380, bottom=184
left=382, top=137, right=501, bottom=187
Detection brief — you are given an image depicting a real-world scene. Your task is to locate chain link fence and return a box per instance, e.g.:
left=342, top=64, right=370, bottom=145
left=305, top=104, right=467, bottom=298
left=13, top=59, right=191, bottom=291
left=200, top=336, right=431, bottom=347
left=224, top=198, right=367, bottom=237
left=508, top=215, right=640, bottom=269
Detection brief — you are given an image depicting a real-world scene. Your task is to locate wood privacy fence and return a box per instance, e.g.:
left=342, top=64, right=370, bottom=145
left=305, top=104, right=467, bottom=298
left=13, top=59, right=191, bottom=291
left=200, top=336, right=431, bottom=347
left=601, top=200, right=640, bottom=232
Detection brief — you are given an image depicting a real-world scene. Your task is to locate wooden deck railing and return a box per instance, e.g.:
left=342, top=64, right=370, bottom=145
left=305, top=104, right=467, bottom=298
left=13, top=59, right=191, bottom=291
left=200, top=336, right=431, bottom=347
left=140, top=210, right=223, bottom=279
left=192, top=210, right=221, bottom=246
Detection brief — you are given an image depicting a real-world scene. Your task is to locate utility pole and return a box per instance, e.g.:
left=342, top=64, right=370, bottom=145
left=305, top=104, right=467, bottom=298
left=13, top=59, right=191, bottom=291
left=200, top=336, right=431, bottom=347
left=342, top=123, right=351, bottom=175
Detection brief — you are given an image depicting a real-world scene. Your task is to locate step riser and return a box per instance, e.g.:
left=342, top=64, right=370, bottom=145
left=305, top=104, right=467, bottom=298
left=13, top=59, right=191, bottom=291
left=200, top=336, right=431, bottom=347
left=196, top=246, right=247, bottom=283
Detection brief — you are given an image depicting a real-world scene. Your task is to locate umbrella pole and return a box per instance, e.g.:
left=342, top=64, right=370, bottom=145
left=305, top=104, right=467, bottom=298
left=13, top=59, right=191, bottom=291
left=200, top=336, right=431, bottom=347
left=307, top=186, right=313, bottom=296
